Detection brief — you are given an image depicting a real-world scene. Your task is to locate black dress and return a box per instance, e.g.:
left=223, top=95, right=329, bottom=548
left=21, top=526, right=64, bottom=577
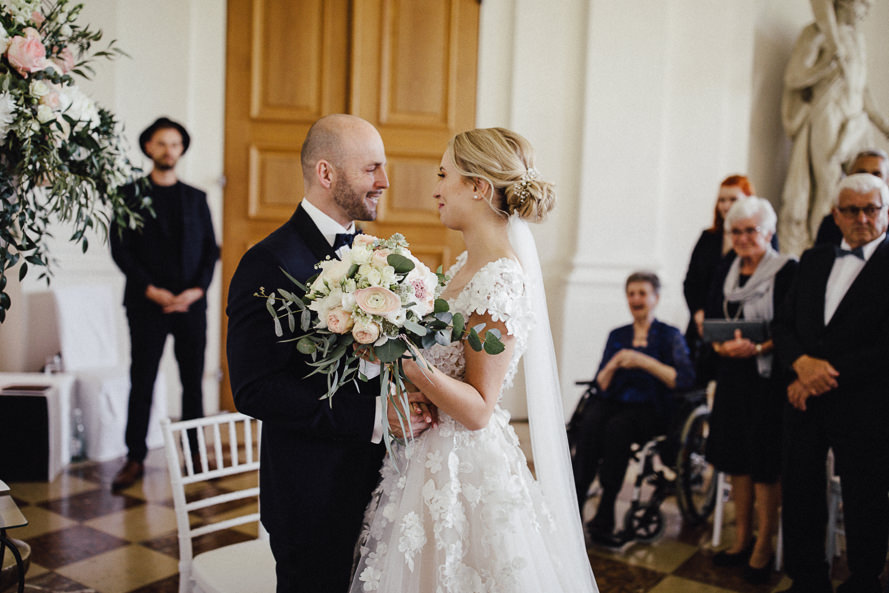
left=704, top=256, right=797, bottom=483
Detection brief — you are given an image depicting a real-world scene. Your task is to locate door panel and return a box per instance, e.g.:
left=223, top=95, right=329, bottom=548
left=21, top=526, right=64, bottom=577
left=221, top=0, right=479, bottom=410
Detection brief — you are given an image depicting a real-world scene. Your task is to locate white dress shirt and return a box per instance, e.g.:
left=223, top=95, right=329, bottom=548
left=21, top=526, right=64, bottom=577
left=300, top=198, right=384, bottom=443
left=824, top=233, right=886, bottom=325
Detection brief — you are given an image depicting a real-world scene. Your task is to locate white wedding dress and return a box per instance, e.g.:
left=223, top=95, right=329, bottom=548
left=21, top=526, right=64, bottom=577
left=349, top=253, right=595, bottom=593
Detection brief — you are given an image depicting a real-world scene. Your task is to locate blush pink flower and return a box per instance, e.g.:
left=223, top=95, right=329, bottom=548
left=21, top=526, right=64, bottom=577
left=31, top=11, right=46, bottom=26
left=7, top=28, right=47, bottom=77
left=352, top=234, right=378, bottom=249
left=371, top=248, right=392, bottom=268
left=326, top=307, right=354, bottom=334
left=354, top=286, right=401, bottom=316
left=51, top=46, right=75, bottom=74
left=352, top=319, right=381, bottom=344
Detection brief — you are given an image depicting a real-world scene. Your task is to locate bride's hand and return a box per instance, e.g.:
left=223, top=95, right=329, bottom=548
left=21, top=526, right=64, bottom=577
left=388, top=390, right=437, bottom=438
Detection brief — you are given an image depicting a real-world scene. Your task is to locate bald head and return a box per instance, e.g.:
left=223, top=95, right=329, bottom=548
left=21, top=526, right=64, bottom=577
left=301, top=114, right=380, bottom=186
left=299, top=114, right=388, bottom=225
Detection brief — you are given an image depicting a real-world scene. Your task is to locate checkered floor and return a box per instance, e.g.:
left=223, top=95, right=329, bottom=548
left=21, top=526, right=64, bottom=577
left=1, top=420, right=857, bottom=593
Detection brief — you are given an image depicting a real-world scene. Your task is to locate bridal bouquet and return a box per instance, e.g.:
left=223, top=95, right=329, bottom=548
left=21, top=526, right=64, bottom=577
left=0, top=0, right=146, bottom=321
left=259, top=233, right=504, bottom=445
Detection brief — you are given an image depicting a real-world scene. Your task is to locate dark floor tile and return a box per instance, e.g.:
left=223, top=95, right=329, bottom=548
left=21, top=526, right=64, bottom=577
left=141, top=527, right=253, bottom=561
left=64, top=457, right=128, bottom=485
left=38, top=487, right=144, bottom=521
left=588, top=552, right=664, bottom=593
left=128, top=573, right=180, bottom=593
left=18, top=571, right=97, bottom=592
left=674, top=549, right=780, bottom=592
left=25, top=525, right=129, bottom=570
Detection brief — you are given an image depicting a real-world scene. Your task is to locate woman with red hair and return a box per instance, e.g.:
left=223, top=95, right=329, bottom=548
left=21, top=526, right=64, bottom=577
left=682, top=175, right=756, bottom=381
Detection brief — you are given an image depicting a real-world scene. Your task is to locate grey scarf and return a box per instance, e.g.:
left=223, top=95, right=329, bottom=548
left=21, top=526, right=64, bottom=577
left=722, top=248, right=793, bottom=377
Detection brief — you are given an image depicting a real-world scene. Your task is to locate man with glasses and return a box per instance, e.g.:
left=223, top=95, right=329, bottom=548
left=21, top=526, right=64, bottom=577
left=773, top=173, right=889, bottom=593
left=814, top=149, right=889, bottom=246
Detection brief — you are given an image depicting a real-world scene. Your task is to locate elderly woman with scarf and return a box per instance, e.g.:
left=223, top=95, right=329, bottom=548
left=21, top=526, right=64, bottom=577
left=704, top=197, right=797, bottom=584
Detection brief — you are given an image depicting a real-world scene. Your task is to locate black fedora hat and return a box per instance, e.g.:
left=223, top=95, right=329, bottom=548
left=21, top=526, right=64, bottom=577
left=139, top=117, right=190, bottom=157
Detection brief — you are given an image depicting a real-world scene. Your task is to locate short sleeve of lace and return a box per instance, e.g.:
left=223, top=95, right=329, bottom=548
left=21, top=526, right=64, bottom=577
left=453, top=258, right=533, bottom=344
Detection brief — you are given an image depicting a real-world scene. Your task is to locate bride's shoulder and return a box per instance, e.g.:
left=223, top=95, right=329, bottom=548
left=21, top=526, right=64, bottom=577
left=459, top=257, right=528, bottom=320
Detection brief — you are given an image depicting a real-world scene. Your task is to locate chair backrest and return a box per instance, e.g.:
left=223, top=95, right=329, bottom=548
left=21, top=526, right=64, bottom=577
left=52, top=284, right=120, bottom=371
left=161, top=413, right=263, bottom=593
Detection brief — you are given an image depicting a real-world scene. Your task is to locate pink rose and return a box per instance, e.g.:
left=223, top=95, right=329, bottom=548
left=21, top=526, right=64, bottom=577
left=354, top=286, right=401, bottom=316
left=326, top=307, right=354, bottom=334
left=371, top=248, right=392, bottom=268
left=51, top=46, right=75, bottom=74
left=352, top=319, right=381, bottom=345
left=31, top=11, right=46, bottom=26
left=7, top=28, right=47, bottom=77
left=352, top=234, right=378, bottom=249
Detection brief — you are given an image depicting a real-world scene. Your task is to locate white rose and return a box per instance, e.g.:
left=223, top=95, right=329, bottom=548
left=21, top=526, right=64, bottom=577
left=350, top=244, right=372, bottom=265
left=29, top=79, right=50, bottom=99
left=36, top=103, right=55, bottom=123
left=380, top=266, right=397, bottom=286
left=0, top=23, right=10, bottom=54
left=0, top=93, right=15, bottom=144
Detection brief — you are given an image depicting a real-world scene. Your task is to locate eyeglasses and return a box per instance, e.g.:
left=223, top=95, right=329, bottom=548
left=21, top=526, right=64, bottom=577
left=836, top=204, right=885, bottom=218
left=729, top=226, right=762, bottom=237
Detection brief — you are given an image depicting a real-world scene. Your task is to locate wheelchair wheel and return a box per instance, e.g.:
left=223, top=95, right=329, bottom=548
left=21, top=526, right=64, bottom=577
left=623, top=504, right=665, bottom=543
left=675, top=403, right=717, bottom=525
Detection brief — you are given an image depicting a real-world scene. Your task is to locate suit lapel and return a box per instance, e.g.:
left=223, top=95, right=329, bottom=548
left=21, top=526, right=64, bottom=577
left=290, top=203, right=338, bottom=262
left=826, top=235, right=889, bottom=329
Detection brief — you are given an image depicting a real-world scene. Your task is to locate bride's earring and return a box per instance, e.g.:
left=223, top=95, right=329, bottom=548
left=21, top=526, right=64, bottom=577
left=473, top=194, right=479, bottom=200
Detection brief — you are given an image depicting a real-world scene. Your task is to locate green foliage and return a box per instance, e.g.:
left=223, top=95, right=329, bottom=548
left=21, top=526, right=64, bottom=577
left=0, top=0, right=147, bottom=321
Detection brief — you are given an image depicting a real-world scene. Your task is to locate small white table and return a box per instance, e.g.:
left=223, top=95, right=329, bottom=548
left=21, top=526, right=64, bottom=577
left=0, top=373, right=75, bottom=481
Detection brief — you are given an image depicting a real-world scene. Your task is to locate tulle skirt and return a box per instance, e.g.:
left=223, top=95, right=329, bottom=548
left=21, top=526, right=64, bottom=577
left=349, top=406, right=587, bottom=593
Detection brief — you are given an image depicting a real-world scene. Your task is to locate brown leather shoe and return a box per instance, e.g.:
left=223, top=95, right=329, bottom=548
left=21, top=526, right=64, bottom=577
left=111, top=460, right=144, bottom=491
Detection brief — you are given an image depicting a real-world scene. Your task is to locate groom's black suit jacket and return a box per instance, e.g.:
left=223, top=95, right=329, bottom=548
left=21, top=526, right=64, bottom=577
left=772, top=235, right=889, bottom=433
left=226, top=204, right=384, bottom=590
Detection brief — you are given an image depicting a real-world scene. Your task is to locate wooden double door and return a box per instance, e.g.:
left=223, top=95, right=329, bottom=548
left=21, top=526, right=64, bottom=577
left=220, top=0, right=480, bottom=409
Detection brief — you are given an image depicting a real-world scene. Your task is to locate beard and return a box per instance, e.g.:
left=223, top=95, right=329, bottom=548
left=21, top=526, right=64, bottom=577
left=332, top=174, right=379, bottom=222
left=152, top=156, right=177, bottom=171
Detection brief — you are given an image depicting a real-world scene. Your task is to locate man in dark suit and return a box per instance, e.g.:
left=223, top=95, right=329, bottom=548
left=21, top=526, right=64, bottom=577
left=773, top=173, right=889, bottom=593
left=110, top=117, right=219, bottom=490
left=814, top=149, right=889, bottom=246
left=226, top=114, right=433, bottom=593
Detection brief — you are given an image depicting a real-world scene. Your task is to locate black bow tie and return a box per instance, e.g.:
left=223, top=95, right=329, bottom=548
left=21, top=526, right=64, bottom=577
left=333, top=232, right=356, bottom=251
left=835, top=245, right=864, bottom=260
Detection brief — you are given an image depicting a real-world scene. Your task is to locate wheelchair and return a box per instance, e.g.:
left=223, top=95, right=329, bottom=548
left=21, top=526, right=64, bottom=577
left=568, top=381, right=718, bottom=546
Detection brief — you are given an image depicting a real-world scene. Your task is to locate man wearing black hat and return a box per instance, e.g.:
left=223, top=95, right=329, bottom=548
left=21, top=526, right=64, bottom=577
left=110, top=117, right=219, bottom=490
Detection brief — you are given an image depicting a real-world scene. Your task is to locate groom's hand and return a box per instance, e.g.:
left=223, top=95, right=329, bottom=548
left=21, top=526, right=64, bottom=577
left=388, top=391, right=437, bottom=439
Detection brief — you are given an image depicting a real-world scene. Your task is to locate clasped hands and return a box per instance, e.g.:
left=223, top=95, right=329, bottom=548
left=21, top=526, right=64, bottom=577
left=787, top=355, right=839, bottom=411
left=146, top=284, right=204, bottom=313
left=352, top=344, right=439, bottom=441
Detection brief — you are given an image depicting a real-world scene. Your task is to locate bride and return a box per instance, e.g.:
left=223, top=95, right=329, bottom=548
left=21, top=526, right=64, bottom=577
left=349, top=128, right=598, bottom=593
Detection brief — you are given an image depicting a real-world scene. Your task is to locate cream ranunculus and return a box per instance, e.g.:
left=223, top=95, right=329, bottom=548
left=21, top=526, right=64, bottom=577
left=354, top=286, right=401, bottom=316
left=352, top=319, right=381, bottom=344
left=326, top=307, right=354, bottom=334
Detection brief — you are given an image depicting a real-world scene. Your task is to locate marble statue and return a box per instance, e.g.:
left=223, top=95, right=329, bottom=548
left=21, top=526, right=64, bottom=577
left=779, top=0, right=889, bottom=256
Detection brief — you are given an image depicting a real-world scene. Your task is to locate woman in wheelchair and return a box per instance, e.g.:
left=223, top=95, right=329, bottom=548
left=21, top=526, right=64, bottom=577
left=571, top=271, right=694, bottom=546
left=704, top=197, right=796, bottom=583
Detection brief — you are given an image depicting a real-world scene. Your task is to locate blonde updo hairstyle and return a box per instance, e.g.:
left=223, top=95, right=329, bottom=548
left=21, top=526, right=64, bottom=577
left=447, top=127, right=555, bottom=222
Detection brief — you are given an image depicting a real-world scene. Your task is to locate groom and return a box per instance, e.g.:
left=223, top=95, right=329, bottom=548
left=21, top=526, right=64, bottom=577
left=226, top=114, right=434, bottom=592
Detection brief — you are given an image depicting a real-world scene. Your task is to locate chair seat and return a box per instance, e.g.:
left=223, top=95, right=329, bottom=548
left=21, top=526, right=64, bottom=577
left=192, top=538, right=275, bottom=593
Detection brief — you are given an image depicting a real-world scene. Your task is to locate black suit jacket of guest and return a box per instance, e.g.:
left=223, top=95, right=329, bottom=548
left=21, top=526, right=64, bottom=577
left=225, top=205, right=384, bottom=552
left=772, top=236, right=889, bottom=433
left=110, top=179, right=219, bottom=310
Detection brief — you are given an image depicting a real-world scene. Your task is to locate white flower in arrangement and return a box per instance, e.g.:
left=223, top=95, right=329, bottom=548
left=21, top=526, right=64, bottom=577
left=0, top=92, right=15, bottom=144
left=0, top=21, right=10, bottom=52
left=58, top=85, right=100, bottom=131
left=4, top=0, right=41, bottom=27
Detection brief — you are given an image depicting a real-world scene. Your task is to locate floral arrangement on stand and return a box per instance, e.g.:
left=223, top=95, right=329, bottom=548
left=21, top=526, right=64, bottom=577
left=0, top=0, right=147, bottom=321
left=259, top=233, right=504, bottom=453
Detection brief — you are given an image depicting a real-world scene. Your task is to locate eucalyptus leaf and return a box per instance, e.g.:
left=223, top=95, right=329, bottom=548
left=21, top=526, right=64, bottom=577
left=467, top=327, right=482, bottom=351
left=387, top=253, right=415, bottom=274
left=403, top=319, right=427, bottom=336
left=483, top=331, right=506, bottom=355
left=434, top=298, right=449, bottom=313
left=452, top=312, right=465, bottom=339
left=374, top=339, right=408, bottom=363
left=297, top=337, right=316, bottom=355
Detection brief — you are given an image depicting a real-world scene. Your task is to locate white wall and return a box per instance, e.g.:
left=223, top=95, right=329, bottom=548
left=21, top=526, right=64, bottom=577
left=4, top=0, right=888, bottom=422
